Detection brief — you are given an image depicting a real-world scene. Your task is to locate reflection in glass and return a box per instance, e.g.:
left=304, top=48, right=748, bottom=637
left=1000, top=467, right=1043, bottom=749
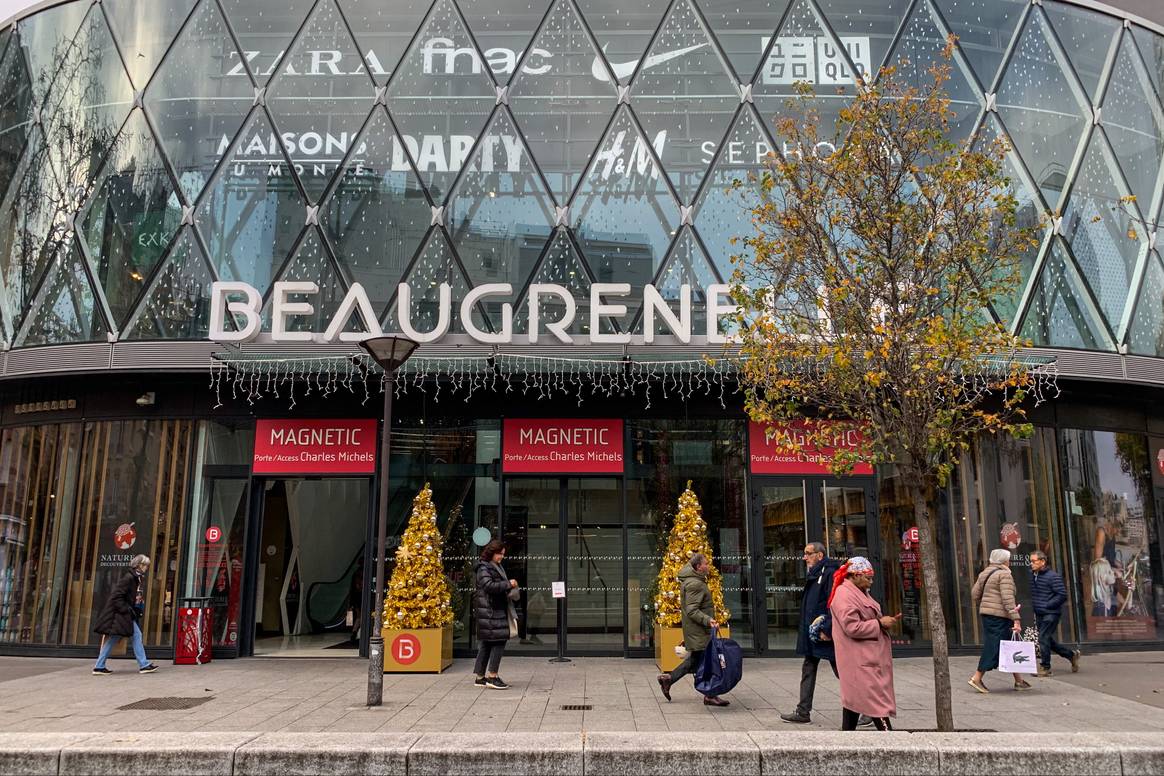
left=575, top=0, right=670, bottom=84
left=513, top=228, right=604, bottom=336
left=127, top=228, right=217, bottom=340
left=566, top=478, right=624, bottom=651
left=79, top=109, right=183, bottom=326
left=647, top=228, right=718, bottom=335
left=218, top=0, right=317, bottom=84
left=459, top=0, right=555, bottom=85
left=259, top=228, right=346, bottom=334
left=756, top=484, right=806, bottom=651
left=0, top=27, right=34, bottom=205
left=265, top=0, right=379, bottom=201
left=1134, top=25, right=1164, bottom=99
left=1043, top=0, right=1119, bottom=102
left=698, top=0, right=792, bottom=83
left=11, top=1, right=91, bottom=105
left=504, top=477, right=559, bottom=651
left=17, top=237, right=108, bottom=346
left=1020, top=239, right=1111, bottom=351
left=337, top=0, right=433, bottom=84
left=1128, top=252, right=1164, bottom=357
left=995, top=9, right=1088, bottom=209
left=386, top=228, right=483, bottom=334
left=1102, top=37, right=1164, bottom=220
left=815, top=0, right=910, bottom=78
left=932, top=0, right=1026, bottom=90
left=102, top=0, right=197, bottom=89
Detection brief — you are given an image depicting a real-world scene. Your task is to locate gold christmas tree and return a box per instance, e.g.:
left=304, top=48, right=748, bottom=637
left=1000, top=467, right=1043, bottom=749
left=382, top=483, right=453, bottom=629
left=654, top=481, right=731, bottom=627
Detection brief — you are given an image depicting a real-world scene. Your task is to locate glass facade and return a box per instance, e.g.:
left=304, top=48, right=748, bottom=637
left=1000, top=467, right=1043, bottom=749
left=0, top=0, right=1160, bottom=352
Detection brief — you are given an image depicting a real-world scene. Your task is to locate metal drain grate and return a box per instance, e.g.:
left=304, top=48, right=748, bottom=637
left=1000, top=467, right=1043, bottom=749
left=560, top=704, right=592, bottom=711
left=118, top=697, right=213, bottom=711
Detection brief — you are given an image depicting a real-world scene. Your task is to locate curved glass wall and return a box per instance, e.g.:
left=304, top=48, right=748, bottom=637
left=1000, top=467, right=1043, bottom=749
left=0, top=0, right=1162, bottom=354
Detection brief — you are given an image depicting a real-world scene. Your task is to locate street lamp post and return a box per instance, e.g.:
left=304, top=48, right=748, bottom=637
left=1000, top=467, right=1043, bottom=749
left=360, top=335, right=420, bottom=707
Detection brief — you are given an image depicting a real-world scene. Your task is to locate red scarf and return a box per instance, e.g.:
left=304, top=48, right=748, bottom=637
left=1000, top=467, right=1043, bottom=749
left=827, top=561, right=851, bottom=609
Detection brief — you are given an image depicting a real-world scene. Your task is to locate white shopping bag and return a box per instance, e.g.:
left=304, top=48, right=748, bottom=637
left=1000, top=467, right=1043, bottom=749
left=999, top=636, right=1037, bottom=674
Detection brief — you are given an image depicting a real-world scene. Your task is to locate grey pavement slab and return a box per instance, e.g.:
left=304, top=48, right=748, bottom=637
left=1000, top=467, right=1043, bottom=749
left=917, top=732, right=1122, bottom=776
left=585, top=731, right=759, bottom=776
left=0, top=733, right=101, bottom=776
left=234, top=732, right=418, bottom=775
left=58, top=732, right=260, bottom=776
left=750, top=731, right=938, bottom=775
left=407, top=732, right=583, bottom=775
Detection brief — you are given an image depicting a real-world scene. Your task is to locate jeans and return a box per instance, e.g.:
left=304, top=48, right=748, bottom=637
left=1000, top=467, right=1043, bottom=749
left=1036, top=612, right=1075, bottom=668
left=669, top=648, right=705, bottom=685
left=796, top=656, right=839, bottom=716
left=842, top=708, right=891, bottom=730
left=95, top=622, right=149, bottom=669
left=474, top=640, right=506, bottom=675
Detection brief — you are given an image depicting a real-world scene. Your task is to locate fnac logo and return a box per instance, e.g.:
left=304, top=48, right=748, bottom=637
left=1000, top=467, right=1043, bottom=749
left=114, top=522, right=137, bottom=550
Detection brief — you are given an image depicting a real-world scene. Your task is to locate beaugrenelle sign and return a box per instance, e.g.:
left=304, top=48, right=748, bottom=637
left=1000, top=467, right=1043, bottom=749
left=209, top=281, right=738, bottom=345
left=748, top=420, right=873, bottom=476
left=253, top=419, right=378, bottom=475
left=503, top=419, right=624, bottom=474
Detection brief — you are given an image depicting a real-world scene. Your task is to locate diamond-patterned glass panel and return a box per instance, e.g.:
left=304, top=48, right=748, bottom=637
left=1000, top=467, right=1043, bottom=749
left=386, top=228, right=483, bottom=334
left=266, top=0, right=379, bottom=201
left=886, top=0, right=982, bottom=145
left=1127, top=250, right=1164, bottom=357
left=322, top=108, right=431, bottom=319
left=386, top=0, right=498, bottom=201
left=127, top=227, right=217, bottom=340
left=693, top=105, right=768, bottom=280
left=79, top=109, right=184, bottom=327
left=102, top=0, right=197, bottom=90
left=645, top=227, right=717, bottom=334
left=631, top=0, right=740, bottom=204
left=816, top=0, right=911, bottom=78
left=219, top=0, right=317, bottom=84
left=260, top=228, right=346, bottom=333
left=1020, top=238, right=1111, bottom=351
left=447, top=109, right=555, bottom=294
left=698, top=0, right=791, bottom=83
left=507, top=0, right=616, bottom=202
left=575, top=0, right=670, bottom=85
left=1061, top=131, right=1144, bottom=332
left=1043, top=0, right=1119, bottom=103
left=1133, top=24, right=1164, bottom=100
left=1102, top=35, right=1164, bottom=221
left=16, top=236, right=107, bottom=346
left=932, top=0, right=1026, bottom=90
left=337, top=0, right=433, bottom=84
left=572, top=106, right=679, bottom=316
left=145, top=0, right=256, bottom=203
left=513, top=227, right=605, bottom=335
left=198, top=110, right=306, bottom=295
left=13, top=0, right=91, bottom=104
left=460, top=0, right=556, bottom=86
left=995, top=8, right=1089, bottom=209
left=0, top=28, right=33, bottom=205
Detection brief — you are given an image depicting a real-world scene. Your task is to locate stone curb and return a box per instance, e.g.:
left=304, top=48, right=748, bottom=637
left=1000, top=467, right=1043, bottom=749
left=1, top=731, right=1162, bottom=775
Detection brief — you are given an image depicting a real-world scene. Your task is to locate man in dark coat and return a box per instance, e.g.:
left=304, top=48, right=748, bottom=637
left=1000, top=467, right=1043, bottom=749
left=1031, top=550, right=1080, bottom=677
left=92, top=554, right=158, bottom=675
left=781, top=542, right=841, bottom=723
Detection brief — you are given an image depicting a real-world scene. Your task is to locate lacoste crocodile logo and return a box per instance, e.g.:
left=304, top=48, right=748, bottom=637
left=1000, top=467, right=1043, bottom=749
left=591, top=42, right=710, bottom=82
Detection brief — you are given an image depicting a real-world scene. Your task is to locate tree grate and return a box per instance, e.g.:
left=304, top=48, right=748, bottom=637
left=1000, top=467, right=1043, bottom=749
left=118, top=697, right=213, bottom=711
left=560, top=704, right=592, bottom=711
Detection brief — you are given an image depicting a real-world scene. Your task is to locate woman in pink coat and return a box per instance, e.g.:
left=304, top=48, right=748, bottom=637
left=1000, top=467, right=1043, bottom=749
left=828, top=556, right=901, bottom=730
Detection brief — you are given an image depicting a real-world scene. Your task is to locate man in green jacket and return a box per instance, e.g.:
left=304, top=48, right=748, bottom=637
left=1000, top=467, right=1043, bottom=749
left=657, top=553, right=729, bottom=707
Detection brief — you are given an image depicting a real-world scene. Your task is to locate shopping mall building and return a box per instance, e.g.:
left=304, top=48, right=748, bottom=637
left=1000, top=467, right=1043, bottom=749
left=0, top=0, right=1162, bottom=661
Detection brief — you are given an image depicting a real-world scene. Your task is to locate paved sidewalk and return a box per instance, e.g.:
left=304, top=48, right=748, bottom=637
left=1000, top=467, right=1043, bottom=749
left=0, top=653, right=1162, bottom=734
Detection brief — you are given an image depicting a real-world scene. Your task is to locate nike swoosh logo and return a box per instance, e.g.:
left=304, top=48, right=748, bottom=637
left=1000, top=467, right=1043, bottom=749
left=591, top=42, right=710, bottom=82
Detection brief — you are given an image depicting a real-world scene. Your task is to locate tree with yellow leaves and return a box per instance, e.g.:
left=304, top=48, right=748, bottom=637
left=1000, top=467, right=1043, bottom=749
left=654, top=481, right=730, bottom=627
left=383, top=483, right=453, bottom=629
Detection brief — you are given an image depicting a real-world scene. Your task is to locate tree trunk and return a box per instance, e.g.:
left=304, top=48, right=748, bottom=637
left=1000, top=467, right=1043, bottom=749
left=910, top=482, right=955, bottom=731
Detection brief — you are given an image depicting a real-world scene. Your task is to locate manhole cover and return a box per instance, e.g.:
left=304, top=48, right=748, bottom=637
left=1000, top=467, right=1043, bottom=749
left=118, top=697, right=214, bottom=711
left=560, top=704, right=592, bottom=711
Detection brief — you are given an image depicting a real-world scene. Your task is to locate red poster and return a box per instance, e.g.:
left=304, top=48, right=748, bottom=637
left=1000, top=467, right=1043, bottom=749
left=749, top=420, right=873, bottom=475
left=502, top=419, right=624, bottom=474
left=253, top=419, right=378, bottom=474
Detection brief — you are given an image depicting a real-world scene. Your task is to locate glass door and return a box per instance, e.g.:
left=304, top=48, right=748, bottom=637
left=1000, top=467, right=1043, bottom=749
left=503, top=477, right=625, bottom=655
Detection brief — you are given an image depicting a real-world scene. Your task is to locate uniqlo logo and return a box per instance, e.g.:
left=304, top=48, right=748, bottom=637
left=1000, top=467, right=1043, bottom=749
left=761, top=35, right=872, bottom=85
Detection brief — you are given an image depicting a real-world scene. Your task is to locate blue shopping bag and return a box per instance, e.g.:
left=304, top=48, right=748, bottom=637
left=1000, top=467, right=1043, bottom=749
left=695, top=627, right=743, bottom=697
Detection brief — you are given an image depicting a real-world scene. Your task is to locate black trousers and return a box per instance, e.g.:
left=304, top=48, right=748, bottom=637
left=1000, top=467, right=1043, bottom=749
left=669, top=648, right=705, bottom=685
left=474, top=639, right=506, bottom=675
left=796, top=656, right=839, bottom=716
left=1037, top=613, right=1075, bottom=668
left=842, top=708, right=891, bottom=731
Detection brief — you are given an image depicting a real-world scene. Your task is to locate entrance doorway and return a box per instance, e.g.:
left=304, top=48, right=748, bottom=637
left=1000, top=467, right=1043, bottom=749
left=249, top=478, right=371, bottom=657
left=751, top=477, right=878, bottom=652
left=503, top=477, right=624, bottom=655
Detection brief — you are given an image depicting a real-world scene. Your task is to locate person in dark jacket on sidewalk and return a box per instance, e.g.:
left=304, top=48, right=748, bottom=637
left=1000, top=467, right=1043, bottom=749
left=92, top=554, right=158, bottom=675
left=781, top=542, right=841, bottom=724
left=656, top=553, right=729, bottom=707
left=1030, top=550, right=1080, bottom=677
left=473, top=539, right=518, bottom=689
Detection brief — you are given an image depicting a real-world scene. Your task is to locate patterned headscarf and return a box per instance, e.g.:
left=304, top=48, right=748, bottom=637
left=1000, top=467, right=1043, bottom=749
left=827, top=556, right=875, bottom=608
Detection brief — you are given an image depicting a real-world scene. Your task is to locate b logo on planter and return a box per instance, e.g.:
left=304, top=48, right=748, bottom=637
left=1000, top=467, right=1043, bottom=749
left=392, top=633, right=421, bottom=665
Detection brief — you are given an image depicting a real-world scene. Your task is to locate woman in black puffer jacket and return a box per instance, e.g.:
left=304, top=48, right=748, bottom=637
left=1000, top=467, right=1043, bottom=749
left=474, top=539, right=517, bottom=689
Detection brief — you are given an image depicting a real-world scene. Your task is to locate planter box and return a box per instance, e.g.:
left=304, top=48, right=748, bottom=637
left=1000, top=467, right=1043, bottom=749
left=654, top=624, right=730, bottom=672
left=381, top=624, right=454, bottom=673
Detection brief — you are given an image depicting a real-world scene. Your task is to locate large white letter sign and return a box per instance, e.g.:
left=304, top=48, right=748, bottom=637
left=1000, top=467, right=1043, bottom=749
left=271, top=281, right=318, bottom=342
left=589, top=283, right=631, bottom=344
left=323, top=283, right=384, bottom=342
left=461, top=283, right=513, bottom=344
left=209, top=282, right=262, bottom=342
left=642, top=284, right=691, bottom=344
left=397, top=282, right=452, bottom=343
left=527, top=284, right=575, bottom=344
left=706, top=283, right=739, bottom=344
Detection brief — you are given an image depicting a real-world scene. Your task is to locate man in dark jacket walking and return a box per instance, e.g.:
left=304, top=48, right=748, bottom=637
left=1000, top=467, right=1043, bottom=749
left=92, top=554, right=158, bottom=675
left=1031, top=550, right=1080, bottom=677
left=657, top=553, right=728, bottom=707
left=781, top=542, right=841, bottom=723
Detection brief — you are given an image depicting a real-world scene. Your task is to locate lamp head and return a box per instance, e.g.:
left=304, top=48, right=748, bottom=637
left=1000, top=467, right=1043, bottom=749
left=359, top=336, right=420, bottom=373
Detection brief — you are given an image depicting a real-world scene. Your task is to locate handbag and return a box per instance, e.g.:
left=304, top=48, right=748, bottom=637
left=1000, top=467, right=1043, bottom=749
left=694, top=627, right=743, bottom=696
left=999, top=633, right=1037, bottom=674
left=507, top=601, right=519, bottom=639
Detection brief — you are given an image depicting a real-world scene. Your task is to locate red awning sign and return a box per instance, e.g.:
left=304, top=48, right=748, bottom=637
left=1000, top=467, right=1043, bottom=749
left=748, top=420, right=873, bottom=475
left=253, top=419, right=378, bottom=475
left=502, top=419, right=624, bottom=474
